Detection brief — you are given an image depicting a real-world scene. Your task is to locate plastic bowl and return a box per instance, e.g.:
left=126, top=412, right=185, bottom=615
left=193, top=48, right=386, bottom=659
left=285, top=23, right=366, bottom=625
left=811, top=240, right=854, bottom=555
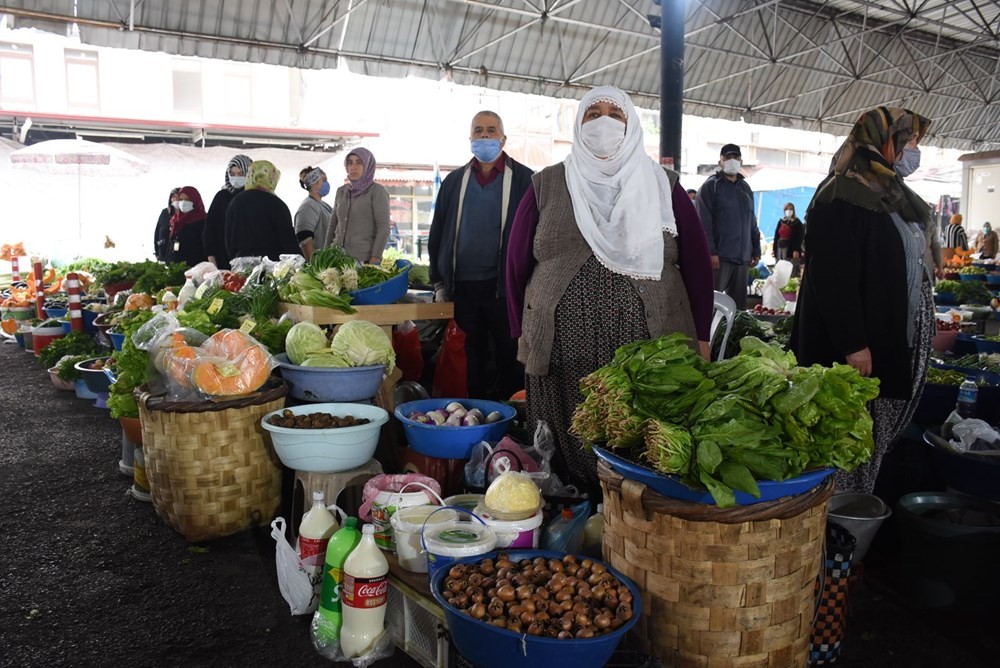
left=1, top=306, right=34, bottom=321
left=431, top=549, right=641, bottom=668
left=986, top=274, right=1000, bottom=285
left=75, top=357, right=114, bottom=393
left=934, top=292, right=958, bottom=306
left=14, top=331, right=25, bottom=348
left=348, top=259, right=412, bottom=305
left=973, top=335, right=1000, bottom=355
left=395, top=399, right=517, bottom=459
left=260, top=402, right=389, bottom=472
left=44, top=307, right=67, bottom=318
left=108, top=330, right=126, bottom=351
left=273, top=353, right=386, bottom=402
left=959, top=273, right=987, bottom=282
left=47, top=367, right=76, bottom=391
left=931, top=329, right=959, bottom=352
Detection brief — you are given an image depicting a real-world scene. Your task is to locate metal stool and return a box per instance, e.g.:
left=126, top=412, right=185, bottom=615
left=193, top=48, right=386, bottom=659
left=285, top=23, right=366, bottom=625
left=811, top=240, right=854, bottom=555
left=290, top=459, right=384, bottom=541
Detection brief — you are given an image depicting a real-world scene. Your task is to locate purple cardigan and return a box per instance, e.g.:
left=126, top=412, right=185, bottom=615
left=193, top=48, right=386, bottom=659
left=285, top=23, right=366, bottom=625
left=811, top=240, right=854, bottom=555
left=506, top=180, right=714, bottom=342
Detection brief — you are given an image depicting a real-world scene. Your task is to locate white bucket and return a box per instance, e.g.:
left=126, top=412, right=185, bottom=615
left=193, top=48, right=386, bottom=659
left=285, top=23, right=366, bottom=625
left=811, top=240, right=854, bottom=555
left=391, top=505, right=458, bottom=573
left=421, top=507, right=497, bottom=578
left=371, top=481, right=443, bottom=551
left=475, top=505, right=544, bottom=549
left=443, top=494, right=485, bottom=515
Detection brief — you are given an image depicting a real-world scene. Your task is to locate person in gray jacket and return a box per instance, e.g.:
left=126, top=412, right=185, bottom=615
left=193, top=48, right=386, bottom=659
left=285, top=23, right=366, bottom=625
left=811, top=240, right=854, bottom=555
left=325, top=148, right=391, bottom=264
left=696, top=144, right=761, bottom=309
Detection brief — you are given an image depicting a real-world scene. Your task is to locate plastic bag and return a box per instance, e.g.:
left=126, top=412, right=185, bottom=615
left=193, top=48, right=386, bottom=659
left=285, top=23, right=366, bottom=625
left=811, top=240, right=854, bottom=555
left=271, top=517, right=317, bottom=615
left=358, top=474, right=443, bottom=521
left=950, top=419, right=1000, bottom=454
left=541, top=500, right=591, bottom=552
left=433, top=319, right=467, bottom=398
left=484, top=470, right=543, bottom=517
left=154, top=326, right=276, bottom=400
left=230, top=256, right=263, bottom=274
left=392, top=321, right=423, bottom=382
left=311, top=615, right=396, bottom=666
left=185, top=261, right=218, bottom=286
left=762, top=259, right=794, bottom=310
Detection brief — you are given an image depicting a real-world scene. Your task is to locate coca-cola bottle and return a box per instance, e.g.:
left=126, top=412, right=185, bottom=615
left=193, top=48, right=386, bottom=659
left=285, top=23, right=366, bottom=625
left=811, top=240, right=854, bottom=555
left=312, top=517, right=361, bottom=649
left=339, top=524, right=389, bottom=659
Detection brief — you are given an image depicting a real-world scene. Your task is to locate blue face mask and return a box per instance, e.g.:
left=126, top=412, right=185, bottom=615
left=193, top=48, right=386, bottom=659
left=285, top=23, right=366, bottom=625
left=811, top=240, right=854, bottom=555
left=319, top=181, right=331, bottom=197
left=471, top=138, right=502, bottom=163
left=895, top=147, right=921, bottom=178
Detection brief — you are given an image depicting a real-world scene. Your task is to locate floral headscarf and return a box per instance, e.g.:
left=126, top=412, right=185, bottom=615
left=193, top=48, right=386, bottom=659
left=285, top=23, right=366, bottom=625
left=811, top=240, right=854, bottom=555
left=224, top=154, right=252, bottom=193
left=246, top=160, right=281, bottom=193
left=808, top=107, right=931, bottom=226
left=169, top=186, right=207, bottom=238
left=345, top=148, right=377, bottom=199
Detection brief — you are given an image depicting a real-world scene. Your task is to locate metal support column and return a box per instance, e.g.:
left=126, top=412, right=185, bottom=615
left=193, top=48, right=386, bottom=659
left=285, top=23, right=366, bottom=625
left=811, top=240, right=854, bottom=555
left=658, top=0, right=685, bottom=171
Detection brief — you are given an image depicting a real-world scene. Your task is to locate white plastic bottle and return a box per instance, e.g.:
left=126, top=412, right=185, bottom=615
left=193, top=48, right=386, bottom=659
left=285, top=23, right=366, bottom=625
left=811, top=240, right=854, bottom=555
left=177, top=277, right=197, bottom=309
left=340, top=524, right=389, bottom=659
left=299, top=491, right=339, bottom=569
left=160, top=289, right=178, bottom=312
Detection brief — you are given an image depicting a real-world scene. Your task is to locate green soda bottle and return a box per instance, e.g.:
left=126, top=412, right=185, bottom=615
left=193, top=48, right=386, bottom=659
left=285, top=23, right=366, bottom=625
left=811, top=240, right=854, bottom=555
left=311, top=517, right=361, bottom=648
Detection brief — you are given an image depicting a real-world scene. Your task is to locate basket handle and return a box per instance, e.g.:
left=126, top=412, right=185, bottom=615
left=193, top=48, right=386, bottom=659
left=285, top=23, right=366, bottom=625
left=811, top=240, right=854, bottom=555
left=420, top=506, right=487, bottom=554
left=393, top=481, right=445, bottom=506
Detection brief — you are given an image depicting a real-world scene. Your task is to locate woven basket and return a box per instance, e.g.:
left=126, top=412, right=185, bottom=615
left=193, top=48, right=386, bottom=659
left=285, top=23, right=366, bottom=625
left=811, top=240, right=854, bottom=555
left=598, top=460, right=835, bottom=668
left=137, top=379, right=287, bottom=542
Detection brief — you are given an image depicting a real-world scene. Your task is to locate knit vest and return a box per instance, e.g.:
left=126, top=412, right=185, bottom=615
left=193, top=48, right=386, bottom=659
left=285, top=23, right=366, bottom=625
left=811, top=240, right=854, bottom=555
left=518, top=163, right=696, bottom=376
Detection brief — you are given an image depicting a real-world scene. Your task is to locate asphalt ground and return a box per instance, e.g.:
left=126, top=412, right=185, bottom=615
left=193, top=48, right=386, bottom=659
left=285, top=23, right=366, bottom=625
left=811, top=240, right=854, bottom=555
left=0, top=337, right=993, bottom=668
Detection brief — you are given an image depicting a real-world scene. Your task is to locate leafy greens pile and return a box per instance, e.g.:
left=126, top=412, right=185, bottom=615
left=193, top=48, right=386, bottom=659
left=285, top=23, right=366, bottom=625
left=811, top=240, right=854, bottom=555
left=571, top=334, right=881, bottom=507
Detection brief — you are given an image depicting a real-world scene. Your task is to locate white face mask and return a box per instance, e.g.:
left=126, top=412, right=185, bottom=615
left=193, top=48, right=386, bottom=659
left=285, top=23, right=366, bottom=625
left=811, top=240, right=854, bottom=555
left=229, top=175, right=247, bottom=189
left=722, top=159, right=742, bottom=176
left=177, top=200, right=195, bottom=213
left=784, top=210, right=794, bottom=218
left=580, top=115, right=626, bottom=159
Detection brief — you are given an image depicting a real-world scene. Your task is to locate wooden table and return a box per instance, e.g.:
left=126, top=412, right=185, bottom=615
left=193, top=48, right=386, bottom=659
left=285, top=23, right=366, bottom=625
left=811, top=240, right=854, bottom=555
left=277, top=302, right=454, bottom=339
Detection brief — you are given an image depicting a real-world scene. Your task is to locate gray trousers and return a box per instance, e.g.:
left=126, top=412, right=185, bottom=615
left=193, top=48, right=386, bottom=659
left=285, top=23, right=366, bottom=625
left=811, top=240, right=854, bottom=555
left=714, top=261, right=748, bottom=310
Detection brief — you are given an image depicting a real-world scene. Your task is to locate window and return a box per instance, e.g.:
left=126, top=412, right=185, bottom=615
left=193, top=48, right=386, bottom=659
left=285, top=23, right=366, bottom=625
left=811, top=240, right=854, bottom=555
left=65, top=49, right=100, bottom=109
left=224, top=73, right=252, bottom=117
left=386, top=184, right=435, bottom=258
left=0, top=42, right=34, bottom=106
left=756, top=147, right=787, bottom=166
left=172, top=66, right=203, bottom=114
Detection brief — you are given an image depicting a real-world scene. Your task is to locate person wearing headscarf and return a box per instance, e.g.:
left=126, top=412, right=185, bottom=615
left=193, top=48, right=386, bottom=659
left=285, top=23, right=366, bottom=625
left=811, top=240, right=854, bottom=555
left=224, top=160, right=300, bottom=262
left=325, top=148, right=391, bottom=264
left=790, top=107, right=934, bottom=494
left=166, top=186, right=207, bottom=267
left=203, top=154, right=252, bottom=270
left=505, top=85, right=714, bottom=492
left=979, top=222, right=998, bottom=259
left=772, top=202, right=805, bottom=277
left=154, top=187, right=181, bottom=261
left=294, top=166, right=332, bottom=261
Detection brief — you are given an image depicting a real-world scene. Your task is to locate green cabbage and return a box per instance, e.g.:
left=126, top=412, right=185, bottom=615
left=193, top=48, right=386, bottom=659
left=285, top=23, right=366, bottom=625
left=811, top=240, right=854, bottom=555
left=330, top=321, right=396, bottom=372
left=301, top=351, right=352, bottom=367
left=285, top=322, right=328, bottom=365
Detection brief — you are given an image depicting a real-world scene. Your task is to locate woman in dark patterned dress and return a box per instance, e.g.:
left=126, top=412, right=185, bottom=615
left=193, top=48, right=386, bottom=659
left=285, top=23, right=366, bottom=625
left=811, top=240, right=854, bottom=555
left=505, top=86, right=714, bottom=493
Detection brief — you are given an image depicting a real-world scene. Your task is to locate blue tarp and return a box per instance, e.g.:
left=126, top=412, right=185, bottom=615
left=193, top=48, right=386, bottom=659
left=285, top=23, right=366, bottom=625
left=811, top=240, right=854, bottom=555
left=755, top=186, right=815, bottom=245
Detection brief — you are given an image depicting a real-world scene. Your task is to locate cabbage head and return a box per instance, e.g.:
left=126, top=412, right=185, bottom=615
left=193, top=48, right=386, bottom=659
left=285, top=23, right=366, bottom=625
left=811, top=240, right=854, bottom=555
left=285, top=321, right=328, bottom=365
left=330, top=320, right=396, bottom=372
left=301, top=350, right=352, bottom=367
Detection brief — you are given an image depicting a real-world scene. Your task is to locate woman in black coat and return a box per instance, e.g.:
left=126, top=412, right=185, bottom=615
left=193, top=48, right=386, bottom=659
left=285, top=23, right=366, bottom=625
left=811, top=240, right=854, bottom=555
left=790, top=107, right=934, bottom=494
left=166, top=186, right=208, bottom=267
left=153, top=187, right=180, bottom=261
left=772, top=202, right=804, bottom=277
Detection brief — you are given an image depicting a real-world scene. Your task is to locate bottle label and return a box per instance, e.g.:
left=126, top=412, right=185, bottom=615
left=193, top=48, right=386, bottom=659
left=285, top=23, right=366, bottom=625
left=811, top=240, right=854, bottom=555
left=319, top=565, right=345, bottom=613
left=343, top=573, right=388, bottom=609
left=299, top=536, right=329, bottom=562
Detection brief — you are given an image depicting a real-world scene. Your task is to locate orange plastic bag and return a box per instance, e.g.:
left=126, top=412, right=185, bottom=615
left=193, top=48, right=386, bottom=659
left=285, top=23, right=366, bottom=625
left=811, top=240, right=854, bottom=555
left=433, top=319, right=467, bottom=398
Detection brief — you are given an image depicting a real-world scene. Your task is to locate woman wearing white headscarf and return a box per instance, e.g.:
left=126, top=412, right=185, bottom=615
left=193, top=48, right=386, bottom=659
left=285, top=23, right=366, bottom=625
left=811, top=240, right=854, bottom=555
left=506, top=85, right=714, bottom=490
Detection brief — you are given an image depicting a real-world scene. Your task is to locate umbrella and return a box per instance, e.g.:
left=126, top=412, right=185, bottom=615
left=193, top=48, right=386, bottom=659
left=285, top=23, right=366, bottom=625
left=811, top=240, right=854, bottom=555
left=10, top=139, right=150, bottom=241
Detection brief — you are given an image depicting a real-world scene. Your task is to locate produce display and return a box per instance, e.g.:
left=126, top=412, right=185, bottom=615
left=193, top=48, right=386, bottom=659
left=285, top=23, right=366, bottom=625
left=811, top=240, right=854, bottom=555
left=925, top=368, right=972, bottom=385
left=37, top=331, right=102, bottom=370
left=935, top=279, right=994, bottom=305
left=947, top=353, right=1000, bottom=375
left=278, top=246, right=411, bottom=311
left=107, top=309, right=157, bottom=419
left=92, top=260, right=186, bottom=294
left=407, top=401, right=504, bottom=427
left=750, top=305, right=785, bottom=316
left=266, top=409, right=371, bottom=429
left=438, top=553, right=634, bottom=638
left=958, top=266, right=987, bottom=276
left=161, top=328, right=272, bottom=397
left=936, top=319, right=961, bottom=332
left=285, top=320, right=396, bottom=370
left=571, top=334, right=880, bottom=506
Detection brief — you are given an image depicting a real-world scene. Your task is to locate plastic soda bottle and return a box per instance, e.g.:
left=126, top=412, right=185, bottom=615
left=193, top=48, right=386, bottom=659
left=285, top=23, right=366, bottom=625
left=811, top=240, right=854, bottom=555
left=299, top=490, right=338, bottom=588
left=312, top=517, right=361, bottom=648
left=177, top=277, right=197, bottom=309
left=542, top=508, right=586, bottom=554
left=582, top=503, right=605, bottom=558
left=339, top=524, right=390, bottom=659
left=957, top=378, right=978, bottom=419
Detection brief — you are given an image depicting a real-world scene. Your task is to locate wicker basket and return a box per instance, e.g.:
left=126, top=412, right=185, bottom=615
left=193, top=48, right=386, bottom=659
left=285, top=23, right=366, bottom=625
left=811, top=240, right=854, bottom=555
left=598, top=460, right=835, bottom=668
left=137, top=379, right=287, bottom=542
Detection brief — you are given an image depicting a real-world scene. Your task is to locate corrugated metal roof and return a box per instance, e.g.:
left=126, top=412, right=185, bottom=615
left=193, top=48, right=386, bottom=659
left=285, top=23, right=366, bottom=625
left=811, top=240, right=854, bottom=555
left=5, top=0, right=1000, bottom=149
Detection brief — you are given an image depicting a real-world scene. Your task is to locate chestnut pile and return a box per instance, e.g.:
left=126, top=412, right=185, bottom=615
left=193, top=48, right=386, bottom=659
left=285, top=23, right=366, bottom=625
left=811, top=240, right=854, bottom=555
left=439, top=553, right=634, bottom=639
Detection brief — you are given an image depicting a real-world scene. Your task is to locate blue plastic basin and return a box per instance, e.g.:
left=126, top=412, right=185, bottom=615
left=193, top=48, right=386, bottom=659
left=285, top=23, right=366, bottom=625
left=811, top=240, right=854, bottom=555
left=75, top=357, right=114, bottom=394
left=959, top=273, right=987, bottom=282
left=44, top=307, right=67, bottom=318
left=348, top=259, right=411, bottom=305
left=395, top=399, right=516, bottom=459
left=431, top=549, right=641, bottom=668
left=594, top=446, right=835, bottom=505
left=108, top=330, right=125, bottom=351
left=973, top=335, right=1000, bottom=355
left=934, top=292, right=957, bottom=306
left=273, top=353, right=386, bottom=402
left=74, top=378, right=98, bottom=400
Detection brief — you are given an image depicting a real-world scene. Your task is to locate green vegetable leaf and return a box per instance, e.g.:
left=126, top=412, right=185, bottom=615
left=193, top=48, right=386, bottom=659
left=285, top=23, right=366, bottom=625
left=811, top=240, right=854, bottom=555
left=696, top=441, right=723, bottom=474
left=719, top=461, right=761, bottom=498
left=698, top=469, right=736, bottom=508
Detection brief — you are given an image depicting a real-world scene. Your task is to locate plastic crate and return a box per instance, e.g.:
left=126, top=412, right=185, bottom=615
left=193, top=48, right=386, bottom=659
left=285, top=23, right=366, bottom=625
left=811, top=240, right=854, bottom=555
left=388, top=580, right=450, bottom=668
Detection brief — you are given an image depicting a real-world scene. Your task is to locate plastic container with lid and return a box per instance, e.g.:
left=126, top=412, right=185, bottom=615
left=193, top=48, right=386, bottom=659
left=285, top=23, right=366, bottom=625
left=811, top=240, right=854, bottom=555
left=443, top=494, right=484, bottom=515
left=421, top=507, right=497, bottom=578
left=475, top=505, right=544, bottom=549
left=390, top=505, right=457, bottom=573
